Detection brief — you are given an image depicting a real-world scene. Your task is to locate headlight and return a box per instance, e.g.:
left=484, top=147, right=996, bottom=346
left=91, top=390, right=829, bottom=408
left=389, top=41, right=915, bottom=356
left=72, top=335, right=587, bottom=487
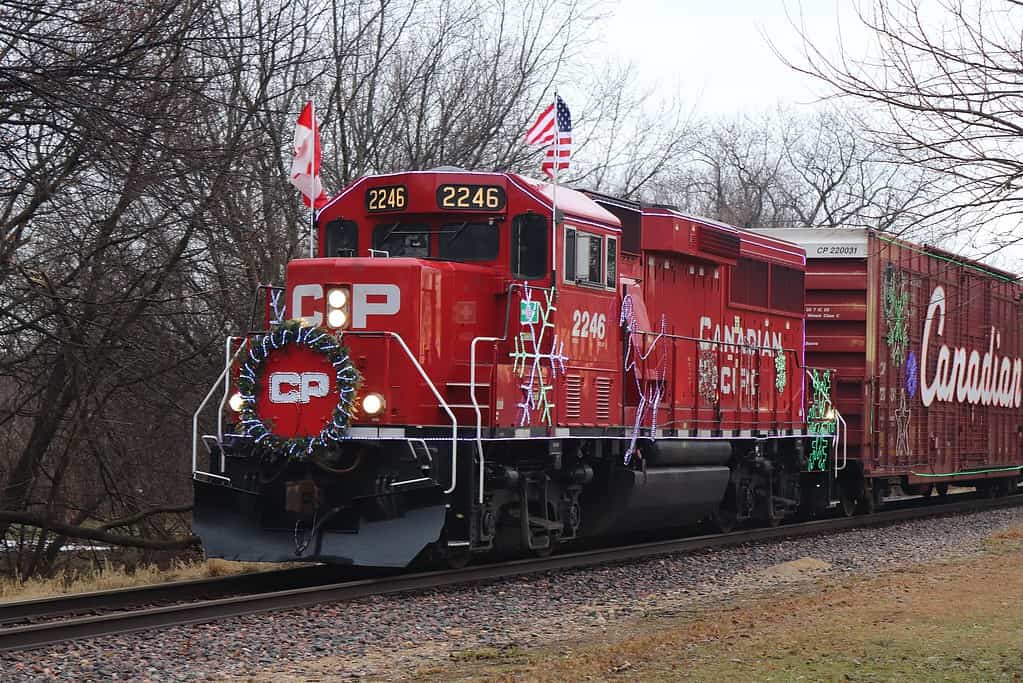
left=326, top=286, right=351, bottom=329
left=362, top=392, right=385, bottom=415
left=327, top=309, right=348, bottom=328
left=328, top=288, right=348, bottom=308
left=228, top=392, right=245, bottom=412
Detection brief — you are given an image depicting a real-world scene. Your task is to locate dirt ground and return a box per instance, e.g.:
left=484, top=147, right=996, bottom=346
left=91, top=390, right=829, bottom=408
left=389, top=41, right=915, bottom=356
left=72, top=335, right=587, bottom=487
left=409, top=527, right=1023, bottom=682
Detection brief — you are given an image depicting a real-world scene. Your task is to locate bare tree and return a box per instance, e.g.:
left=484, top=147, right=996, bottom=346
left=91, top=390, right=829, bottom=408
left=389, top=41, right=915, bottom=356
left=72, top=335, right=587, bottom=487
left=780, top=0, right=1023, bottom=255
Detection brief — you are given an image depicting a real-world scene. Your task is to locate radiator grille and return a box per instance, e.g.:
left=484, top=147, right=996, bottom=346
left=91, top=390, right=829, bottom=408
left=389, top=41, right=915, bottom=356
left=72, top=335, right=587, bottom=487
left=595, top=376, right=612, bottom=422
left=565, top=375, right=582, bottom=420
left=699, top=226, right=740, bottom=260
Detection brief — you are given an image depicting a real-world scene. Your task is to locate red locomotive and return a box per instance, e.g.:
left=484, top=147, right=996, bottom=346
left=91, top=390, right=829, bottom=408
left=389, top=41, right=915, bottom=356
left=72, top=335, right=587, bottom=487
left=190, top=169, right=1023, bottom=567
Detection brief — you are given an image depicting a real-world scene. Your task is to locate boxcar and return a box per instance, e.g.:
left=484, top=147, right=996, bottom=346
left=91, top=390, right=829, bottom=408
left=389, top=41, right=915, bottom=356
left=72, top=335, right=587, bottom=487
left=756, top=228, right=1023, bottom=508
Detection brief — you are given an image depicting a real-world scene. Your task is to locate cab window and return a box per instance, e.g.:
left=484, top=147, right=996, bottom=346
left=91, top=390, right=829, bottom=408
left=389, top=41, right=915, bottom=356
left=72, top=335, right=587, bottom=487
left=372, top=223, right=429, bottom=257
left=564, top=226, right=608, bottom=288
left=511, top=214, right=548, bottom=279
left=323, top=219, right=358, bottom=257
left=439, top=221, right=499, bottom=261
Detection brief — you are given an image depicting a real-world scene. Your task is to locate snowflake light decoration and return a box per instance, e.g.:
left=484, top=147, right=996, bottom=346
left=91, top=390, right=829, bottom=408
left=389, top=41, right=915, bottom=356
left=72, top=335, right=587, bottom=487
left=509, top=285, right=568, bottom=426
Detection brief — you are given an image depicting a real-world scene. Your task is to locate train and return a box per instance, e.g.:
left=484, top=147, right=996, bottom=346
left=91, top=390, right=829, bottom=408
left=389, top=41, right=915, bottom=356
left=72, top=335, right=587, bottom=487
left=190, top=168, right=1023, bottom=568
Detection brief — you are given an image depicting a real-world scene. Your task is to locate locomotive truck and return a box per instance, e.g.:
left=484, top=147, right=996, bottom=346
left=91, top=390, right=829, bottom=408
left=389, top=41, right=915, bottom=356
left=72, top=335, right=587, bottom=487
left=190, top=168, right=1023, bottom=567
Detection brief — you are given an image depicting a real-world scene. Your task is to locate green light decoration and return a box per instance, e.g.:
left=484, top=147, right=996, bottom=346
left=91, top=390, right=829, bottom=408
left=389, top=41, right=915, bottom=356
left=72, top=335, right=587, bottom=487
left=509, top=285, right=567, bottom=426
left=806, top=368, right=836, bottom=472
left=774, top=350, right=787, bottom=393
left=884, top=263, right=909, bottom=366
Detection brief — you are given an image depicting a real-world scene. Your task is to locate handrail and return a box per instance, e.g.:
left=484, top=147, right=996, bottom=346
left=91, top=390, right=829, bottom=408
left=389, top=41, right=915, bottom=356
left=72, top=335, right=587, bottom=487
left=833, top=408, right=848, bottom=473
left=470, top=336, right=501, bottom=504
left=192, top=337, right=250, bottom=477
left=343, top=331, right=459, bottom=494
left=216, top=336, right=245, bottom=443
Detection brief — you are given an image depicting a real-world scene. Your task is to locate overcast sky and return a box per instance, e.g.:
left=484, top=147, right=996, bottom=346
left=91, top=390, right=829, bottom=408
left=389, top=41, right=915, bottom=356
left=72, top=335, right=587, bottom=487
left=603, top=0, right=863, bottom=114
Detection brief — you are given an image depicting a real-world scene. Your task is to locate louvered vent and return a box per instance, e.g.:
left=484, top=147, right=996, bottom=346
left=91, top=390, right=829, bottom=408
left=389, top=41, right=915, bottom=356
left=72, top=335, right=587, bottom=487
left=595, top=377, right=612, bottom=422
left=565, top=375, right=583, bottom=420
left=699, top=226, right=740, bottom=260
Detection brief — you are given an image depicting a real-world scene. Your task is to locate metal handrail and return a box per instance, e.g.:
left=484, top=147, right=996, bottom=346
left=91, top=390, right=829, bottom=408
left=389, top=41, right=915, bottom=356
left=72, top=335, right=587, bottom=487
left=470, top=336, right=501, bottom=504
left=192, top=337, right=250, bottom=477
left=343, top=331, right=459, bottom=493
left=833, top=408, right=848, bottom=473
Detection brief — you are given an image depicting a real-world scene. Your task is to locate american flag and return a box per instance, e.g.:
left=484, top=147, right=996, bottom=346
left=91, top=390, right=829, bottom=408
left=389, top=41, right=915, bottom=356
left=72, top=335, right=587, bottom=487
left=525, top=95, right=572, bottom=179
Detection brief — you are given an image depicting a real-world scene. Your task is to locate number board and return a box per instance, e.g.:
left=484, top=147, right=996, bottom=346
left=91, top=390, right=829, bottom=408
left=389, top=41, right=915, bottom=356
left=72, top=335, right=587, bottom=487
left=365, top=185, right=407, bottom=212
left=437, top=184, right=506, bottom=211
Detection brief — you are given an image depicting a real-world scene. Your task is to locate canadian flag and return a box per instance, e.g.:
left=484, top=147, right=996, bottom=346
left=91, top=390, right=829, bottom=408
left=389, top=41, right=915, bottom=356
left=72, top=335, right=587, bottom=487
left=289, top=101, right=329, bottom=209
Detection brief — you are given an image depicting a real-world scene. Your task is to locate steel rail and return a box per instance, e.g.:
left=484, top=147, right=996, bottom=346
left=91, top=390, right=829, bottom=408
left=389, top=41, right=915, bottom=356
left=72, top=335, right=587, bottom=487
left=0, top=565, right=356, bottom=626
left=1, top=493, right=1020, bottom=652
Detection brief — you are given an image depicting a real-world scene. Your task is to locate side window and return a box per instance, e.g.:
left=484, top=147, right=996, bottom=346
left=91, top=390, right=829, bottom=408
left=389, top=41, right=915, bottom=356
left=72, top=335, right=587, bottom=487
left=606, top=237, right=617, bottom=289
left=323, top=219, right=358, bottom=257
left=372, top=223, right=429, bottom=257
left=730, top=257, right=770, bottom=308
left=439, top=222, right=499, bottom=261
left=511, top=214, right=548, bottom=279
left=770, top=264, right=805, bottom=314
left=564, top=227, right=576, bottom=281
left=567, top=229, right=604, bottom=287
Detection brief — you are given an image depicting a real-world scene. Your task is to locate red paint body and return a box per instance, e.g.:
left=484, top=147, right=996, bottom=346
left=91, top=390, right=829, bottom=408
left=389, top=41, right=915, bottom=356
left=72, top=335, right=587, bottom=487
left=756, top=228, right=1023, bottom=484
left=265, top=170, right=806, bottom=437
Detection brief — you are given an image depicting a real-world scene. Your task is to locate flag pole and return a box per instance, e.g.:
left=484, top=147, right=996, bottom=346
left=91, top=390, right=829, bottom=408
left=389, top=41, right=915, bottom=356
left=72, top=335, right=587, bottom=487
left=551, top=91, right=559, bottom=296
left=309, top=99, right=316, bottom=259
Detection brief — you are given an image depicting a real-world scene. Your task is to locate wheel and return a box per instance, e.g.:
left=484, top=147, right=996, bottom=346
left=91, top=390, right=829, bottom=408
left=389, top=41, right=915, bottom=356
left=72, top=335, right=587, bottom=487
left=919, top=484, right=934, bottom=499
left=936, top=483, right=949, bottom=497
left=856, top=483, right=876, bottom=515
left=444, top=547, right=472, bottom=569
left=838, top=484, right=856, bottom=517
left=709, top=502, right=738, bottom=534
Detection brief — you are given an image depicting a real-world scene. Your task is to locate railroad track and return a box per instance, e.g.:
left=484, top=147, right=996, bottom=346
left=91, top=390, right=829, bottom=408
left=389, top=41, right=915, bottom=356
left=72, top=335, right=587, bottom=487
left=1, top=492, right=1020, bottom=653
left=0, top=563, right=382, bottom=626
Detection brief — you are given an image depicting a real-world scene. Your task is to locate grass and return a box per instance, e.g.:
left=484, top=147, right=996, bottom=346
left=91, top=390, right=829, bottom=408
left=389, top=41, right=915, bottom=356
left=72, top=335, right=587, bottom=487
left=0, top=558, right=277, bottom=602
left=412, top=525, right=1023, bottom=682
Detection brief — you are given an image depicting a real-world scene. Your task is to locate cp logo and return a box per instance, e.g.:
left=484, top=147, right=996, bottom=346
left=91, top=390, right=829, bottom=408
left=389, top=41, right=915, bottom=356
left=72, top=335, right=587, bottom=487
left=291, top=283, right=401, bottom=328
left=270, top=372, right=330, bottom=404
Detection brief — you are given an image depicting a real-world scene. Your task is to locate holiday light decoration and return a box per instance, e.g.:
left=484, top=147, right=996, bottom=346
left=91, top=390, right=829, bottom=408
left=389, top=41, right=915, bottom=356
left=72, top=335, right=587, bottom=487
left=509, top=285, right=568, bottom=426
left=235, top=319, right=359, bottom=461
left=775, top=350, right=787, bottom=393
left=905, top=350, right=919, bottom=398
left=884, top=263, right=909, bottom=366
left=620, top=295, right=669, bottom=464
left=698, top=347, right=718, bottom=404
left=806, top=368, right=836, bottom=472
left=894, top=391, right=912, bottom=462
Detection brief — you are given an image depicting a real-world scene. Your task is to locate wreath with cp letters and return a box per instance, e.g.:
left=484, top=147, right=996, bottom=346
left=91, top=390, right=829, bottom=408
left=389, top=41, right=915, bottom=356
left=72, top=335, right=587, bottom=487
left=235, top=319, right=360, bottom=461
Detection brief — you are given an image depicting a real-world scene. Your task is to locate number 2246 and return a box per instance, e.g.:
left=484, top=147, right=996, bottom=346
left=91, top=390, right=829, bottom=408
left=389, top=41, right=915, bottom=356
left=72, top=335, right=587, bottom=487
left=571, top=310, right=606, bottom=340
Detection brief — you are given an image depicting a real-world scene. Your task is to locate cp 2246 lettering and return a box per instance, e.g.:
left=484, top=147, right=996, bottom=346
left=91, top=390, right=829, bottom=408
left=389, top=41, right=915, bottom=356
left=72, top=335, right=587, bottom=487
left=571, top=310, right=606, bottom=340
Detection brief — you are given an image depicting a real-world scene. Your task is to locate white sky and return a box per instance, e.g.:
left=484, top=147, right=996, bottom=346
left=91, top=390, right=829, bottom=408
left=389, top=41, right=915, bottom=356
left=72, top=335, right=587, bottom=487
left=604, top=0, right=858, bottom=114
left=600, top=0, right=1022, bottom=272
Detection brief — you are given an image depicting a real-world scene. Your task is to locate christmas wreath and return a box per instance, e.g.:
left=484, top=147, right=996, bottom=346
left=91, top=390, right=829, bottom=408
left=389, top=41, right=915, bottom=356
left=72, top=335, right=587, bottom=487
left=235, top=319, right=360, bottom=461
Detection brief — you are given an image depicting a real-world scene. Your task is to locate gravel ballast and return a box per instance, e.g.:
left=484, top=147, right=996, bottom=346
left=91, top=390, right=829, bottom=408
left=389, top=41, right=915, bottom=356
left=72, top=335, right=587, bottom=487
left=3, top=506, right=1022, bottom=681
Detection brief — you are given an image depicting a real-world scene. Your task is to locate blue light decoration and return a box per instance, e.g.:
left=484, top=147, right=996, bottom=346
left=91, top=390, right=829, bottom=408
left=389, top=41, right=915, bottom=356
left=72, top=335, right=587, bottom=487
left=234, top=319, right=360, bottom=461
left=905, top=350, right=919, bottom=399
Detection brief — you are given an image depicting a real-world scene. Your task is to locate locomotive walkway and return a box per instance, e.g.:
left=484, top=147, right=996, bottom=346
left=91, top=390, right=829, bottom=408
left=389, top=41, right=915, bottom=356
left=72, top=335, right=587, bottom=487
left=0, top=492, right=1020, bottom=653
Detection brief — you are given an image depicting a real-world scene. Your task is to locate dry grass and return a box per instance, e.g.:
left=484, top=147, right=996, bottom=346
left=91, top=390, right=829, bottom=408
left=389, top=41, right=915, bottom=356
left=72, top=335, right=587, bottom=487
left=0, top=558, right=276, bottom=603
left=413, top=525, right=1023, bottom=682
